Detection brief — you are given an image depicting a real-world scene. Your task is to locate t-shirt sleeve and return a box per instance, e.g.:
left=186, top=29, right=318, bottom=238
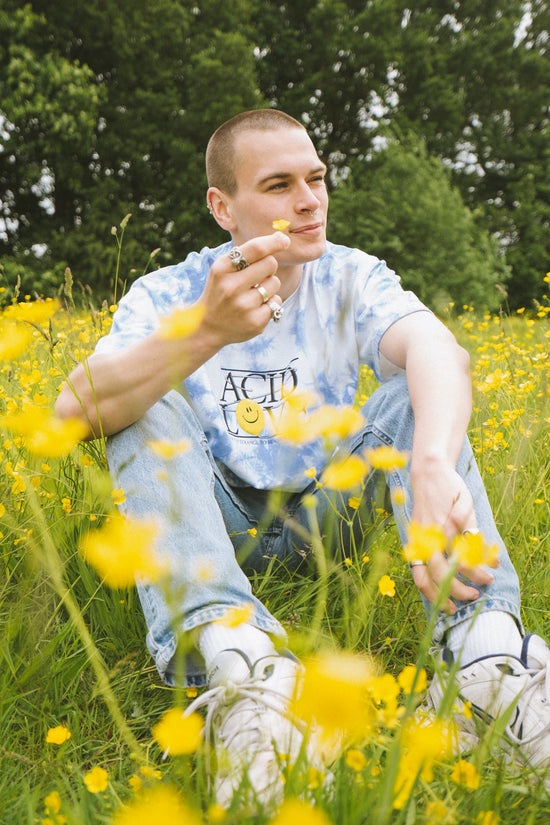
left=93, top=280, right=161, bottom=356
left=353, top=254, right=431, bottom=381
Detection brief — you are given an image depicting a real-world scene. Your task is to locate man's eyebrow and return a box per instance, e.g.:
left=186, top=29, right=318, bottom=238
left=257, top=165, right=327, bottom=186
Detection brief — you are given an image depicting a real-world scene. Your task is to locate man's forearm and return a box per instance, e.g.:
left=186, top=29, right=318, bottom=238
left=55, top=328, right=218, bottom=439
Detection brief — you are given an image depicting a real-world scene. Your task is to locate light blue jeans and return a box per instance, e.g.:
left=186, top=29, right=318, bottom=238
left=107, top=375, right=521, bottom=686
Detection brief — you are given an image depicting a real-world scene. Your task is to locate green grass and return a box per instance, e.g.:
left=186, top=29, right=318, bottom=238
left=1, top=301, right=550, bottom=824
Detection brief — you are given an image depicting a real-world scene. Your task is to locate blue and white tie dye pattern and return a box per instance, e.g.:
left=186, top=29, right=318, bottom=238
left=94, top=241, right=429, bottom=490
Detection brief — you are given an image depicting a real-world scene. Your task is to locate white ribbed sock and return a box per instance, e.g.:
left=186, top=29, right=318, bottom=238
left=447, top=610, right=523, bottom=666
left=196, top=621, right=277, bottom=672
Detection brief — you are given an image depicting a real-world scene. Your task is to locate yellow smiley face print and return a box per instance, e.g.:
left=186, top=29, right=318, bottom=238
left=235, top=399, right=266, bottom=435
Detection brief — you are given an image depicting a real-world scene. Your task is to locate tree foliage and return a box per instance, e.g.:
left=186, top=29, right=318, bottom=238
left=0, top=0, right=548, bottom=307
left=329, top=141, right=510, bottom=310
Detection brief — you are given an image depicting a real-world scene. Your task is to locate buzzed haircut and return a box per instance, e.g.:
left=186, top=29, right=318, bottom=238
left=206, top=109, right=306, bottom=195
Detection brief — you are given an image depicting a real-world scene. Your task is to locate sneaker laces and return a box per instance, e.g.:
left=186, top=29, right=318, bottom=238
left=180, top=672, right=307, bottom=792
left=504, top=658, right=550, bottom=748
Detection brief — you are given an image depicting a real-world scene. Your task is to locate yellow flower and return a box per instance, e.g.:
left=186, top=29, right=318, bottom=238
left=305, top=467, right=317, bottom=478
left=0, top=503, right=6, bottom=518
left=0, top=321, right=32, bottom=361
left=426, top=800, right=452, bottom=821
left=294, top=650, right=377, bottom=745
left=46, top=725, right=72, bottom=745
left=79, top=515, right=166, bottom=589
left=365, top=446, right=408, bottom=472
left=207, top=802, right=228, bottom=823
left=348, top=495, right=361, bottom=509
left=109, top=784, right=201, bottom=825
left=4, top=297, right=61, bottom=324
left=477, top=812, right=500, bottom=825
left=152, top=708, right=203, bottom=756
left=397, top=664, right=427, bottom=694
left=403, top=521, right=446, bottom=564
left=61, top=498, right=72, bottom=514
left=111, top=488, right=126, bottom=506
left=309, top=405, right=365, bottom=441
left=44, top=791, right=62, bottom=814
left=84, top=766, right=109, bottom=793
left=0, top=407, right=87, bottom=457
left=269, top=798, right=333, bottom=825
left=322, top=455, right=369, bottom=490
left=247, top=527, right=257, bottom=537
left=393, top=717, right=452, bottom=809
left=158, top=303, right=206, bottom=340
left=11, top=476, right=26, bottom=495
left=451, top=758, right=480, bottom=790
left=345, top=748, right=367, bottom=772
left=378, top=574, right=396, bottom=597
left=146, top=439, right=190, bottom=460
left=129, top=774, right=142, bottom=794
left=272, top=219, right=290, bottom=231
left=276, top=391, right=317, bottom=443
left=451, top=531, right=499, bottom=568
left=216, top=602, right=255, bottom=628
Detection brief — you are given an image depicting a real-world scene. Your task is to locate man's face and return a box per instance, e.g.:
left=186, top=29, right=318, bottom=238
left=226, top=126, right=329, bottom=267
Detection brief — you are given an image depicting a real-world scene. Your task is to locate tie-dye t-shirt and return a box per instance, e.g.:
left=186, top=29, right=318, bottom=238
left=95, top=241, right=429, bottom=490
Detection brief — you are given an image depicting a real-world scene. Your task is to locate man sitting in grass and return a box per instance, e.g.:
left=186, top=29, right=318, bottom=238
left=56, top=108, right=550, bottom=809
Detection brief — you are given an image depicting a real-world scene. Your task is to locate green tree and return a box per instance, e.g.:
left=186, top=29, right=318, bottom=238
left=0, top=0, right=262, bottom=298
left=329, top=140, right=510, bottom=311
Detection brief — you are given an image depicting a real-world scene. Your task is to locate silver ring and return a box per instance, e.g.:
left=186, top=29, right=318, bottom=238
left=229, top=247, right=249, bottom=270
left=255, top=284, right=269, bottom=303
left=409, top=560, right=426, bottom=567
left=462, top=528, right=480, bottom=536
left=267, top=299, right=283, bottom=322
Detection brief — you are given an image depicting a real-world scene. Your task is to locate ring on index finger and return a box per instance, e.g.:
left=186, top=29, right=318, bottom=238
left=409, top=560, right=426, bottom=567
left=229, top=246, right=249, bottom=270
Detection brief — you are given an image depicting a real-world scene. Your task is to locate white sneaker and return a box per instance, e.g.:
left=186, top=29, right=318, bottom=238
left=184, top=649, right=321, bottom=811
left=428, top=633, right=550, bottom=775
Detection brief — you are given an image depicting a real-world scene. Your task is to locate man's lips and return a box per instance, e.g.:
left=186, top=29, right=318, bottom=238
left=290, top=222, right=323, bottom=234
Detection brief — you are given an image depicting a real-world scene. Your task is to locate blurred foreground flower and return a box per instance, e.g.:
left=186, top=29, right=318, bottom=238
left=269, top=798, right=332, bottom=825
left=451, top=758, right=480, bottom=790
left=84, top=766, right=109, bottom=793
left=152, top=708, right=203, bottom=756
left=294, top=650, right=379, bottom=748
left=146, top=438, right=190, bottom=460
left=277, top=395, right=364, bottom=446
left=322, top=455, right=369, bottom=491
left=366, top=446, right=408, bottom=472
left=110, top=784, right=201, bottom=825
left=79, top=515, right=166, bottom=588
left=4, top=297, right=60, bottom=325
left=0, top=406, right=87, bottom=457
left=216, top=602, right=255, bottom=628
left=0, top=321, right=33, bottom=361
left=158, top=303, right=206, bottom=340
left=451, top=530, right=499, bottom=568
left=403, top=521, right=446, bottom=564
left=46, top=725, right=72, bottom=745
left=393, top=716, right=452, bottom=809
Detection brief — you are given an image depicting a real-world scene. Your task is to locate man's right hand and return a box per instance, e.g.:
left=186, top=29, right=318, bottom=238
left=199, top=231, right=290, bottom=347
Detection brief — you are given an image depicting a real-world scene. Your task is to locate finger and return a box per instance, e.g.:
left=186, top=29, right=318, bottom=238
left=411, top=564, right=456, bottom=615
left=252, top=273, right=281, bottom=305
left=428, top=552, right=482, bottom=602
left=228, top=231, right=290, bottom=271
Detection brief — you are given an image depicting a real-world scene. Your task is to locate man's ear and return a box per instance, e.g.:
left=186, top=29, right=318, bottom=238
left=207, top=187, right=236, bottom=232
